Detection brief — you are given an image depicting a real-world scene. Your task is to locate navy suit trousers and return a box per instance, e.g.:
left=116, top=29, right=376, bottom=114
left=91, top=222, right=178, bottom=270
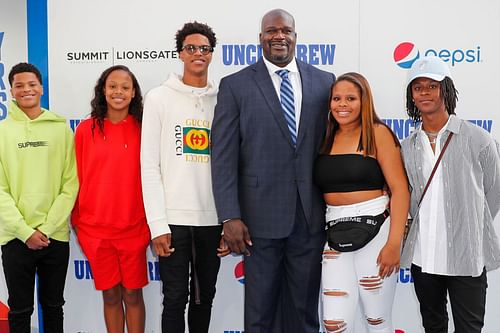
left=244, top=199, right=325, bottom=333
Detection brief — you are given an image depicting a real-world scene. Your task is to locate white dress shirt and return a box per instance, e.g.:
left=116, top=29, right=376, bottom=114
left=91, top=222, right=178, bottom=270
left=413, top=118, right=450, bottom=274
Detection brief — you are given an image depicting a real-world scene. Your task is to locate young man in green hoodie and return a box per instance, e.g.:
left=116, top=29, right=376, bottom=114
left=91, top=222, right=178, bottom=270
left=0, top=62, right=79, bottom=333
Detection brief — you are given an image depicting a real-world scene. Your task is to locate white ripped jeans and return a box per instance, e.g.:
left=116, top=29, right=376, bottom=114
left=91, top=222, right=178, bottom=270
left=321, top=195, right=396, bottom=333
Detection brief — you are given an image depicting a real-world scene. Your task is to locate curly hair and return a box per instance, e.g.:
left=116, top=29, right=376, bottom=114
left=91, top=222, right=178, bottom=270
left=90, top=65, right=143, bottom=136
left=8, top=62, right=43, bottom=85
left=175, top=21, right=217, bottom=53
left=406, top=77, right=458, bottom=123
left=320, top=72, right=399, bottom=155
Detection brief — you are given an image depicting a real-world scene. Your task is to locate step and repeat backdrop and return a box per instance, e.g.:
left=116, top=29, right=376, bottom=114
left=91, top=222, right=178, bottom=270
left=1, top=0, right=500, bottom=332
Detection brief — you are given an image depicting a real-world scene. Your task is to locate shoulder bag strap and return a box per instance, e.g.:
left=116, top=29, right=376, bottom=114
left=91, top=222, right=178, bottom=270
left=417, top=132, right=454, bottom=207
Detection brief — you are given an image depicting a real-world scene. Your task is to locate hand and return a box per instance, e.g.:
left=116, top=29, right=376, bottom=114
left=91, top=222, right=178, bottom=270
left=152, top=234, right=175, bottom=257
left=25, top=230, right=50, bottom=250
left=223, top=219, right=252, bottom=255
left=376, top=242, right=400, bottom=278
left=217, top=236, right=231, bottom=257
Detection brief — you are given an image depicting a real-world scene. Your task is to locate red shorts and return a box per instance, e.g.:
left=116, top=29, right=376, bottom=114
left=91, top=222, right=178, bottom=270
left=77, top=229, right=150, bottom=290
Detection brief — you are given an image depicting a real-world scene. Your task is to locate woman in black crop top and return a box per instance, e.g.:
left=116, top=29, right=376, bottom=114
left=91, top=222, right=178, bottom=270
left=316, top=72, right=409, bottom=333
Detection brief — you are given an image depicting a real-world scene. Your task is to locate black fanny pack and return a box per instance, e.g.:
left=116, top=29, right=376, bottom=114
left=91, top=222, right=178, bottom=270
left=326, top=209, right=389, bottom=252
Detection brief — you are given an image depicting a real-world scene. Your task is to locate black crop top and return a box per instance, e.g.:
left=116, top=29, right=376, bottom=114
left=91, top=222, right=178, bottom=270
left=314, top=154, right=385, bottom=193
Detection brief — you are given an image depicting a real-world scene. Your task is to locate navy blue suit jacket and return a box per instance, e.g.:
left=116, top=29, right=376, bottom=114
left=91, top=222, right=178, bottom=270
left=211, top=59, right=335, bottom=238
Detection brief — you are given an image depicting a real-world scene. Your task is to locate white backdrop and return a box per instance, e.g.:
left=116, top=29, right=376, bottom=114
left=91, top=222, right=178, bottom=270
left=1, top=0, right=500, bottom=332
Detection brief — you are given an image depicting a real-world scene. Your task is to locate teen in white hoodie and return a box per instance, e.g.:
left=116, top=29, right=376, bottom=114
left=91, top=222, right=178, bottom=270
left=140, top=22, right=228, bottom=333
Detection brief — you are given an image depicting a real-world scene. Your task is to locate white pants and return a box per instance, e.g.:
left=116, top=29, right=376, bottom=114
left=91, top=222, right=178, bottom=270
left=322, top=195, right=396, bottom=333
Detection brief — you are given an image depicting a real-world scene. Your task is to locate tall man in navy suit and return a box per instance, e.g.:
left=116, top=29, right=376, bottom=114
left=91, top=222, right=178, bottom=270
left=211, top=8, right=335, bottom=333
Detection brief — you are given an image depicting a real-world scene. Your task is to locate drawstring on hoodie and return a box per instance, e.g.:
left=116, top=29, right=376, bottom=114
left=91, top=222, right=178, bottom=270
left=122, top=117, right=129, bottom=149
left=166, top=73, right=216, bottom=115
left=193, top=94, right=204, bottom=112
left=99, top=117, right=130, bottom=149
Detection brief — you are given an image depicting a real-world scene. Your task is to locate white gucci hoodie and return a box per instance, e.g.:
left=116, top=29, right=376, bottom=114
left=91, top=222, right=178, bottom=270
left=141, top=73, right=218, bottom=238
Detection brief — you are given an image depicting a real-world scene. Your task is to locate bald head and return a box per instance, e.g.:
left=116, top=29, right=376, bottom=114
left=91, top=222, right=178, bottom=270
left=260, top=9, right=295, bottom=32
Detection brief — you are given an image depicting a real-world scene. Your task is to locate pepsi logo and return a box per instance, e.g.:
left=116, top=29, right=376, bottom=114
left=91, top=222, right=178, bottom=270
left=393, top=42, right=420, bottom=69
left=394, top=42, right=481, bottom=68
left=234, top=260, right=245, bottom=284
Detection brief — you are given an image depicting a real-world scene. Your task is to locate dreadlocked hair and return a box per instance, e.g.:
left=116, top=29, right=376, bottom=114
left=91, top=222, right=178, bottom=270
left=406, top=77, right=458, bottom=123
left=90, top=65, right=143, bottom=137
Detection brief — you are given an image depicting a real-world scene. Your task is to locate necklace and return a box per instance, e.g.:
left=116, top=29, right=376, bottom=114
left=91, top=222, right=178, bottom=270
left=423, top=130, right=439, bottom=145
left=424, top=130, right=439, bottom=137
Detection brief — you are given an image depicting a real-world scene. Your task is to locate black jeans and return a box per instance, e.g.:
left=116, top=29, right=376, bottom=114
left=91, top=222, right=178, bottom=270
left=159, top=225, right=222, bottom=333
left=411, top=264, right=487, bottom=333
left=1, top=238, right=69, bottom=333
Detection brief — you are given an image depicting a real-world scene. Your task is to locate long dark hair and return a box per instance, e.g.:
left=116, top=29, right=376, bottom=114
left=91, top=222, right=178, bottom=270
left=320, top=72, right=399, bottom=156
left=90, top=65, right=143, bottom=136
left=406, top=77, right=458, bottom=123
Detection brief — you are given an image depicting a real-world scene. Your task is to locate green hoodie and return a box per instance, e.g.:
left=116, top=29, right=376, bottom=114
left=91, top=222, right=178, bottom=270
left=0, top=101, right=79, bottom=244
